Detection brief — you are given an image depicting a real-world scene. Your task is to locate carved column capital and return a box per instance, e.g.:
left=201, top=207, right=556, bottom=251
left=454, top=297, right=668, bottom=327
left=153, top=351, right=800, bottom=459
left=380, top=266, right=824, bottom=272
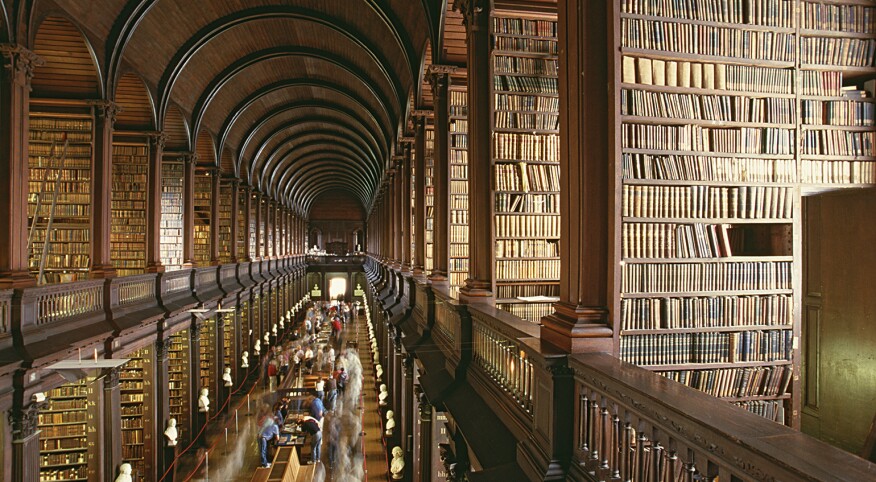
left=148, top=131, right=168, bottom=150
left=0, top=44, right=44, bottom=86
left=89, top=100, right=121, bottom=125
left=182, top=152, right=198, bottom=165
left=103, top=366, right=121, bottom=389
left=9, top=401, right=46, bottom=440
left=418, top=400, right=433, bottom=421
left=454, top=0, right=489, bottom=31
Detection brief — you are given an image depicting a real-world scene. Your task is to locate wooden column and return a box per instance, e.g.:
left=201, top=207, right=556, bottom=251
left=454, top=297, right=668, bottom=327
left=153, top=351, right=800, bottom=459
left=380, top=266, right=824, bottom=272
left=89, top=101, right=120, bottom=279
left=210, top=168, right=221, bottom=266
left=272, top=201, right=278, bottom=258
left=153, top=338, right=172, bottom=478
left=182, top=153, right=197, bottom=268
left=412, top=112, right=430, bottom=280
left=391, top=165, right=401, bottom=269
left=540, top=0, right=613, bottom=353
left=400, top=141, right=413, bottom=273
left=188, top=320, right=204, bottom=444
left=254, top=192, right=263, bottom=260
left=10, top=400, right=44, bottom=481
left=0, top=45, right=40, bottom=288
left=102, top=369, right=122, bottom=480
left=230, top=179, right=240, bottom=263
left=242, top=185, right=253, bottom=262
left=146, top=133, right=167, bottom=272
left=427, top=67, right=455, bottom=282
left=458, top=0, right=494, bottom=303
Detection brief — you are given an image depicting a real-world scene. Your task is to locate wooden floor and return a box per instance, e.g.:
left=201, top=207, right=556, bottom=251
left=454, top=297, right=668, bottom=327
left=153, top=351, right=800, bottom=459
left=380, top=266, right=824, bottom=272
left=168, top=313, right=391, bottom=481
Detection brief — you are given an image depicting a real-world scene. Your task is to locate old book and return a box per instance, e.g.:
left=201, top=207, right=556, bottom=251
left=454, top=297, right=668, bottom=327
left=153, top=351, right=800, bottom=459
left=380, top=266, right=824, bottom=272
left=679, top=61, right=691, bottom=88
left=637, top=57, right=653, bottom=85
left=653, top=59, right=666, bottom=85
left=691, top=63, right=703, bottom=88
left=703, top=63, right=716, bottom=89
left=716, top=63, right=726, bottom=89
left=622, top=56, right=636, bottom=83
left=666, top=61, right=678, bottom=86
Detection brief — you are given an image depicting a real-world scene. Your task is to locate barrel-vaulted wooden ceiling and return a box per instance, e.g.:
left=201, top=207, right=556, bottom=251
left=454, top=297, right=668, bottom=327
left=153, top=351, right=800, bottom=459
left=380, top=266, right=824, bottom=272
left=1, top=0, right=448, bottom=216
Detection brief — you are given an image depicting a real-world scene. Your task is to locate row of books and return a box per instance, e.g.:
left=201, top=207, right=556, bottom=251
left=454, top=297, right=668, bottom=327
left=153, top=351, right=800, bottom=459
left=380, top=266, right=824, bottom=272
left=493, top=37, right=557, bottom=55
left=801, top=99, right=875, bottom=126
left=39, top=467, right=87, bottom=480
left=494, top=162, right=560, bottom=192
left=450, top=225, right=468, bottom=244
left=621, top=153, right=797, bottom=183
left=621, top=19, right=796, bottom=62
left=621, top=261, right=793, bottom=293
left=495, top=193, right=559, bottom=213
left=801, top=2, right=876, bottom=34
left=30, top=254, right=90, bottom=269
left=39, top=411, right=87, bottom=424
left=492, top=17, right=556, bottom=37
left=30, top=117, right=92, bottom=131
left=659, top=365, right=792, bottom=398
left=623, top=56, right=793, bottom=94
left=495, top=214, right=560, bottom=238
left=496, top=239, right=558, bottom=258
left=620, top=329, right=793, bottom=365
left=622, top=222, right=743, bottom=259
left=495, top=302, right=552, bottom=323
left=622, top=123, right=795, bottom=154
left=493, top=75, right=558, bottom=94
left=28, top=204, right=90, bottom=217
left=495, top=93, right=559, bottom=112
left=493, top=133, right=560, bottom=161
left=620, top=0, right=795, bottom=27
left=493, top=55, right=558, bottom=76
left=449, top=244, right=468, bottom=258
left=31, top=228, right=90, bottom=242
left=29, top=242, right=88, bottom=255
left=496, top=283, right=559, bottom=299
left=494, top=112, right=559, bottom=130
left=800, top=129, right=875, bottom=156
left=41, top=452, right=85, bottom=467
left=621, top=88, right=797, bottom=124
left=736, top=399, right=784, bottom=422
left=496, top=259, right=560, bottom=280
left=29, top=130, right=92, bottom=143
left=620, top=294, right=793, bottom=330
left=801, top=160, right=876, bottom=184
left=622, top=185, right=795, bottom=219
left=800, top=37, right=876, bottom=67
left=29, top=144, right=92, bottom=157
left=29, top=170, right=91, bottom=182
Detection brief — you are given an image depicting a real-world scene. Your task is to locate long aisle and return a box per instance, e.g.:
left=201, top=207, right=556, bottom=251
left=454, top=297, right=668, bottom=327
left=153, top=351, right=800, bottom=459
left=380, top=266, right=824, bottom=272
left=357, top=314, right=390, bottom=482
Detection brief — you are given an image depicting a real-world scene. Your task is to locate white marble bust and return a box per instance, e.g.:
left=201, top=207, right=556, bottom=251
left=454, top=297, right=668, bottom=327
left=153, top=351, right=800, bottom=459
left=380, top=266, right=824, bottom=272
left=376, top=364, right=384, bottom=381
left=115, top=463, right=132, bottom=482
left=385, top=410, right=395, bottom=436
left=390, top=446, right=405, bottom=480
left=198, top=388, right=210, bottom=413
left=241, top=350, right=250, bottom=368
left=263, top=332, right=270, bottom=346
left=254, top=340, right=261, bottom=356
left=223, top=367, right=233, bottom=387
left=378, top=384, right=389, bottom=406
left=164, top=418, right=178, bottom=447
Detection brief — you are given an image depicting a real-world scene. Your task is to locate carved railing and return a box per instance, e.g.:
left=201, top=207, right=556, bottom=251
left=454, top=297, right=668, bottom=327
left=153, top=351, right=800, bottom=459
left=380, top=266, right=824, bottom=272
left=470, top=313, right=535, bottom=414
left=163, top=270, right=191, bottom=294
left=116, top=275, right=156, bottom=306
left=569, top=352, right=876, bottom=482
left=0, top=290, right=11, bottom=334
left=433, top=294, right=460, bottom=346
left=35, top=280, right=103, bottom=325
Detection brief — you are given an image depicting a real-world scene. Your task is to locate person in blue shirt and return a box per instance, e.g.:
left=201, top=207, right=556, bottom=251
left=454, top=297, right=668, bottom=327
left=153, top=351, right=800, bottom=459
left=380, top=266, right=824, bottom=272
left=308, top=395, right=324, bottom=421
left=258, top=419, right=280, bottom=468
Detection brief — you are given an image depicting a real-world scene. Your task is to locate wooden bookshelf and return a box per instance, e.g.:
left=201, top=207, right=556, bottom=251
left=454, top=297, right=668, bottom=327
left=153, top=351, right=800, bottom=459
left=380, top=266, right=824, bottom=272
left=612, top=0, right=876, bottom=427
left=239, top=300, right=251, bottom=358
left=119, top=345, right=155, bottom=480
left=167, top=330, right=190, bottom=446
left=193, top=169, right=212, bottom=266
left=491, top=12, right=561, bottom=321
left=160, top=159, right=184, bottom=271
left=449, top=85, right=470, bottom=293
left=38, top=379, right=99, bottom=481
left=111, top=141, right=148, bottom=277
left=425, top=123, right=435, bottom=273
left=218, top=181, right=233, bottom=264
left=198, top=318, right=217, bottom=400
left=27, top=112, right=94, bottom=284
left=249, top=195, right=258, bottom=258
left=222, top=310, right=236, bottom=376
left=237, top=189, right=247, bottom=261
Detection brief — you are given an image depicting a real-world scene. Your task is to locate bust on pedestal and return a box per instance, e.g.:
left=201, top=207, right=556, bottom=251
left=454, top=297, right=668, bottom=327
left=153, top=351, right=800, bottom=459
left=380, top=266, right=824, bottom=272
left=197, top=388, right=210, bottom=447
left=115, top=463, right=133, bottom=482
left=254, top=340, right=261, bottom=357
left=390, top=446, right=405, bottom=480
left=241, top=351, right=250, bottom=368
left=164, top=418, right=178, bottom=477
left=376, top=364, right=383, bottom=381
left=378, top=384, right=389, bottom=406
left=385, top=410, right=395, bottom=436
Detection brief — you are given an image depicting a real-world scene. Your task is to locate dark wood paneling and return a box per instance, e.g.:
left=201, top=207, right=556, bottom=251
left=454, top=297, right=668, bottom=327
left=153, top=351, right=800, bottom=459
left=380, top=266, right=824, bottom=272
left=163, top=104, right=189, bottom=151
left=31, top=16, right=100, bottom=99
left=114, top=72, right=154, bottom=130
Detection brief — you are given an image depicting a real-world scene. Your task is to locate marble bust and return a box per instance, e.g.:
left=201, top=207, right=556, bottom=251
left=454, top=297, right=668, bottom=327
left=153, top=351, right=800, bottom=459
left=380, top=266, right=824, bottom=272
left=223, top=367, right=233, bottom=387
left=198, top=388, right=210, bottom=413
left=385, top=410, right=395, bottom=436
left=114, top=463, right=132, bottom=482
left=164, top=418, right=178, bottom=447
left=390, top=446, right=405, bottom=480
left=378, top=384, right=389, bottom=406
left=241, top=350, right=249, bottom=368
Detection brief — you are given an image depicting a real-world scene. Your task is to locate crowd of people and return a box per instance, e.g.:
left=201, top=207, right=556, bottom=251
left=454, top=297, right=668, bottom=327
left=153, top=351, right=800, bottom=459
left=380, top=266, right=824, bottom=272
left=255, top=300, right=356, bottom=469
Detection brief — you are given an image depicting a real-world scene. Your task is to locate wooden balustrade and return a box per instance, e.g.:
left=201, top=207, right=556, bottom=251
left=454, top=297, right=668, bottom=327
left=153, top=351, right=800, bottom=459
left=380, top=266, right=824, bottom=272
left=569, top=352, right=876, bottom=482
left=116, top=275, right=156, bottom=306
left=471, top=313, right=535, bottom=414
left=35, top=280, right=103, bottom=325
left=163, top=270, right=191, bottom=294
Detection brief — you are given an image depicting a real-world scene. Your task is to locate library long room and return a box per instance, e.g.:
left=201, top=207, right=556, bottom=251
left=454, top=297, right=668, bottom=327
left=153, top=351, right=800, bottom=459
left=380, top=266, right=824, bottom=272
left=1, top=1, right=875, bottom=482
